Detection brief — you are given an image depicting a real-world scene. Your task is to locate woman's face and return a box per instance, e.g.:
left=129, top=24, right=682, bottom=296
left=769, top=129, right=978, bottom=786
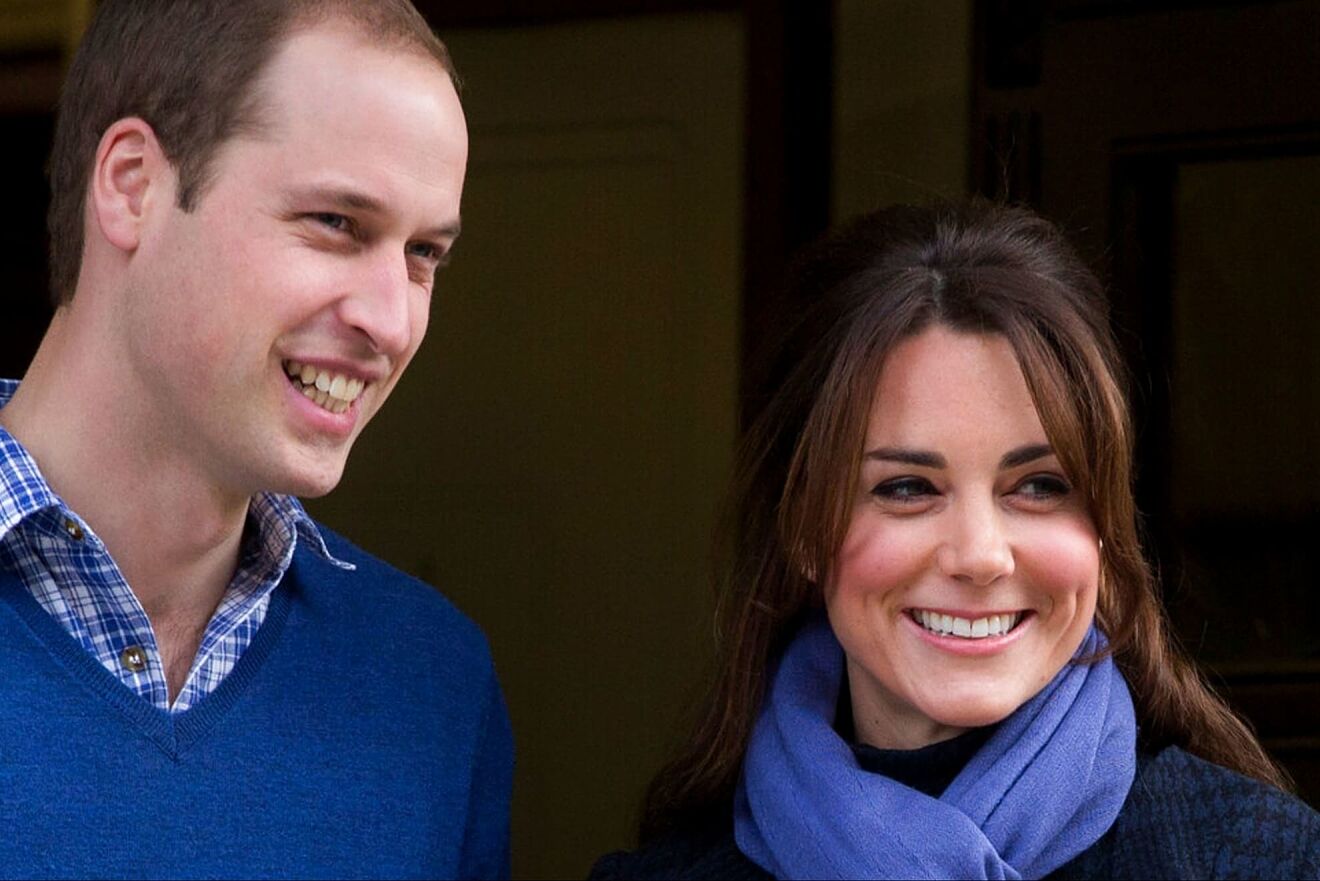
left=824, top=326, right=1098, bottom=750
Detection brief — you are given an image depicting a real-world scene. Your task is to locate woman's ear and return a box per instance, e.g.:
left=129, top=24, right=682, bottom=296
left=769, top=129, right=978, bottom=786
left=89, top=117, right=172, bottom=253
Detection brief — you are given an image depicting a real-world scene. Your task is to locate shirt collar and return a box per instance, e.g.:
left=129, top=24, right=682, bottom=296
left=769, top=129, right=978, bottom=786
left=0, top=379, right=62, bottom=542
left=251, top=492, right=355, bottom=571
left=0, top=377, right=351, bottom=570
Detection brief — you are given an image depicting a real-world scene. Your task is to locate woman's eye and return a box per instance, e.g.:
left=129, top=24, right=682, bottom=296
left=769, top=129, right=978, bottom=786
left=1015, top=474, right=1072, bottom=500
left=871, top=477, right=937, bottom=502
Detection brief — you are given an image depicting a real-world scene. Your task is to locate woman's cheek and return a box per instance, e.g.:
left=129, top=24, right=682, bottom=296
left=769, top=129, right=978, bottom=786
left=1017, top=515, right=1100, bottom=600
left=1018, top=516, right=1101, bottom=682
left=829, top=511, right=931, bottom=607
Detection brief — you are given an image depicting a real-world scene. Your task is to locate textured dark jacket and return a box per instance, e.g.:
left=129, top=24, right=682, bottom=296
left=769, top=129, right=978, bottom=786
left=591, top=746, right=1320, bottom=880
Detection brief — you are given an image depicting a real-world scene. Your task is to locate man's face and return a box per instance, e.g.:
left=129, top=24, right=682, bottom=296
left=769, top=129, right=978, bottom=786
left=120, top=23, right=467, bottom=499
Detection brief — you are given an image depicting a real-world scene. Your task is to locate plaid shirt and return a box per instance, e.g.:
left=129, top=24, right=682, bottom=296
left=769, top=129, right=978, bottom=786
left=0, top=379, right=353, bottom=712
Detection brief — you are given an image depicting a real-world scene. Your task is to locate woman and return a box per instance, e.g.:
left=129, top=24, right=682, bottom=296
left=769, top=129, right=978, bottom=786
left=592, top=202, right=1320, bottom=879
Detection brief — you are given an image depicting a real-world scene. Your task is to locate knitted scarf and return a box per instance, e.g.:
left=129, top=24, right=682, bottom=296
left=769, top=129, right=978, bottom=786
left=734, top=613, right=1136, bottom=880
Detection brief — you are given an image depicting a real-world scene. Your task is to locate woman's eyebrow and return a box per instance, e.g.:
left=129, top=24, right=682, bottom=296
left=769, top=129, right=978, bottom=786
left=1000, top=443, right=1054, bottom=469
left=862, top=443, right=1054, bottom=470
left=864, top=448, right=946, bottom=468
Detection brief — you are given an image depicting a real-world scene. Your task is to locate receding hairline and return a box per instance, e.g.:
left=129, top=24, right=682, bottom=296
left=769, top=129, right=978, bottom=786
left=238, top=2, right=459, bottom=127
left=188, top=9, right=461, bottom=204
left=241, top=13, right=458, bottom=124
left=286, top=1, right=457, bottom=82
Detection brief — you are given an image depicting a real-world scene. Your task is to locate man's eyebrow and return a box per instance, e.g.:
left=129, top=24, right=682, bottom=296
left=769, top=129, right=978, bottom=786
left=999, top=443, right=1054, bottom=469
left=288, top=185, right=462, bottom=240
left=864, top=447, right=946, bottom=468
left=426, top=218, right=462, bottom=241
left=288, top=185, right=385, bottom=216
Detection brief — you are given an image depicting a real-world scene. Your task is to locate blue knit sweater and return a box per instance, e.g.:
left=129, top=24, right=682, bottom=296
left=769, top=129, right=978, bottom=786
left=0, top=526, right=513, bottom=880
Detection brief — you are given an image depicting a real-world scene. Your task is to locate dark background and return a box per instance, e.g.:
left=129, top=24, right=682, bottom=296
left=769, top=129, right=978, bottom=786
left=0, top=2, right=1316, bottom=877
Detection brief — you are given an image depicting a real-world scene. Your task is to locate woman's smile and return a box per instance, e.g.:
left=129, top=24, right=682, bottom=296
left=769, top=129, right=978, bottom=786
left=902, top=607, right=1035, bottom=657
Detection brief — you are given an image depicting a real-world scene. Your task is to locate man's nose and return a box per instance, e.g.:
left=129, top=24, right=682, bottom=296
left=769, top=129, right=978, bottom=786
left=337, top=248, right=415, bottom=358
left=936, top=498, right=1016, bottom=586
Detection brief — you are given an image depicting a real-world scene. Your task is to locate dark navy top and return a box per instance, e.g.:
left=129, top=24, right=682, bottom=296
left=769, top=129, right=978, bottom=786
left=593, top=736, right=1320, bottom=880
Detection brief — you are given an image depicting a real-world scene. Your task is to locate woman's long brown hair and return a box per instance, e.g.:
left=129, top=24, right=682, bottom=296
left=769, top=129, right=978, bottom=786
left=639, top=201, right=1291, bottom=841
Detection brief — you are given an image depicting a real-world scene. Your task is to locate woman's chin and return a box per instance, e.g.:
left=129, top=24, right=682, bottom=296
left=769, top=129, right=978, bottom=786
left=916, top=692, right=1021, bottom=732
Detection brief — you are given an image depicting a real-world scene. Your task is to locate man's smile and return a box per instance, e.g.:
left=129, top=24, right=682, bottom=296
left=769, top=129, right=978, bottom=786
left=282, top=360, right=368, bottom=415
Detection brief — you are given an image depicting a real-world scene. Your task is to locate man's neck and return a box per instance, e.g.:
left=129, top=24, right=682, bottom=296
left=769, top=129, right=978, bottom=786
left=1, top=309, right=249, bottom=693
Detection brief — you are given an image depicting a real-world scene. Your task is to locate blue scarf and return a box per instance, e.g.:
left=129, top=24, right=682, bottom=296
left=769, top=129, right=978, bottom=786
left=734, top=614, right=1136, bottom=880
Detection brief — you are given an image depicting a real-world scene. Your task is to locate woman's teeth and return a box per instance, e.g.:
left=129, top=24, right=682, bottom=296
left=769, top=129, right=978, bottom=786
left=913, top=609, right=1023, bottom=639
left=283, top=361, right=366, bottom=415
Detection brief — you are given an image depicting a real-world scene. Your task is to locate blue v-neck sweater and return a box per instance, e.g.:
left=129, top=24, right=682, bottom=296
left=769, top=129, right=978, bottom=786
left=0, top=527, right=513, bottom=880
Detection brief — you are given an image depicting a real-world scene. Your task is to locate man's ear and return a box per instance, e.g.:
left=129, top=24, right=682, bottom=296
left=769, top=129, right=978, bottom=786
left=90, top=117, right=173, bottom=253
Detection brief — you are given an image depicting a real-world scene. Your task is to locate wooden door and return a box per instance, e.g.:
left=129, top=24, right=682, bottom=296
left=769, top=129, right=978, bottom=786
left=974, top=0, right=1320, bottom=803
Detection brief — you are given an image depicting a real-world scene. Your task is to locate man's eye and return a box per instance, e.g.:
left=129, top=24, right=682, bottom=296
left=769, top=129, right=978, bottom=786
left=406, top=241, right=441, bottom=262
left=871, top=477, right=937, bottom=502
left=312, top=213, right=351, bottom=232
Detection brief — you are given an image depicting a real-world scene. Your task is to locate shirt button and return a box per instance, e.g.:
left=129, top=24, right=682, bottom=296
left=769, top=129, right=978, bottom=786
left=120, top=646, right=147, bottom=673
left=63, top=518, right=84, bottom=541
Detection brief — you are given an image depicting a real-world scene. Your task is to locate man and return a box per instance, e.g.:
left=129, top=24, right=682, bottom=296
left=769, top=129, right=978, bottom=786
left=0, top=1, right=511, bottom=878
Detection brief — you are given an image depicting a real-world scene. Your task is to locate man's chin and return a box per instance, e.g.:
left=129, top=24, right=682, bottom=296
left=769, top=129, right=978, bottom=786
left=291, top=480, right=341, bottom=500
left=267, top=457, right=348, bottom=500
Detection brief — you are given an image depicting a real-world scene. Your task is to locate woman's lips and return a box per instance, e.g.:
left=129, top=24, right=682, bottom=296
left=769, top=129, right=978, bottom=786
left=904, top=608, right=1035, bottom=655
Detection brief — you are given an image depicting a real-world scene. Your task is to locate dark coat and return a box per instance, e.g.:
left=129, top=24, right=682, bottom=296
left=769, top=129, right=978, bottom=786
left=591, top=746, right=1320, bottom=880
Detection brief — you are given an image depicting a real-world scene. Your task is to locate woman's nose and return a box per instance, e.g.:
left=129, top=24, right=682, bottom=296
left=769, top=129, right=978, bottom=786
left=936, top=499, right=1015, bottom=586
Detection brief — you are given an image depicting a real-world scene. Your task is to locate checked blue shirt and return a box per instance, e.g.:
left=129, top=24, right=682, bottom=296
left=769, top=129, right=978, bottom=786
left=0, top=378, right=353, bottom=712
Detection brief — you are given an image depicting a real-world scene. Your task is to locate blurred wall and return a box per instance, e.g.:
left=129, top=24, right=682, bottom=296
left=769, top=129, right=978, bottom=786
left=304, top=13, right=744, bottom=878
left=834, top=0, right=973, bottom=221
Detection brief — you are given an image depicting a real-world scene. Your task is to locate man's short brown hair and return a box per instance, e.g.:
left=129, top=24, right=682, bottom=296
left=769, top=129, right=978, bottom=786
left=46, top=0, right=457, bottom=306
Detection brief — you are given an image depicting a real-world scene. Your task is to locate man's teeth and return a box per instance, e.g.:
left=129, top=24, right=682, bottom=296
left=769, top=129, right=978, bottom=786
left=913, top=610, right=1023, bottom=639
left=283, top=361, right=366, bottom=415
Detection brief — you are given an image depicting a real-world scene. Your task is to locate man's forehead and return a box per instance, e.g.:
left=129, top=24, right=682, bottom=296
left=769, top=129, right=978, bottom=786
left=241, top=20, right=459, bottom=137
